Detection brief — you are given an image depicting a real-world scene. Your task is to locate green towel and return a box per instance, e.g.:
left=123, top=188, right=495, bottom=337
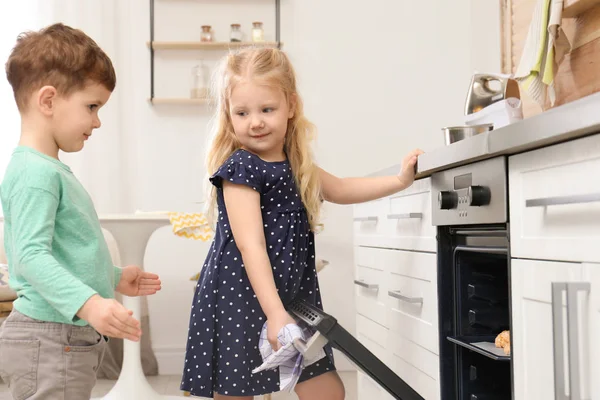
left=515, top=0, right=571, bottom=106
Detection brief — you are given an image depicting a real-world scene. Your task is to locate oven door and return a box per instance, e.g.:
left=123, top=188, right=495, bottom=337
left=288, top=299, right=425, bottom=400
left=438, top=226, right=513, bottom=400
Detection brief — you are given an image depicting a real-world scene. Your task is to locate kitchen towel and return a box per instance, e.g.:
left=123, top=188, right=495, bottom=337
left=134, top=210, right=213, bottom=241
left=252, top=322, right=327, bottom=392
left=514, top=0, right=571, bottom=106
left=167, top=212, right=213, bottom=241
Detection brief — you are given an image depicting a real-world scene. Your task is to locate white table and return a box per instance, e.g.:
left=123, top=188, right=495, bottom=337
left=95, top=214, right=181, bottom=400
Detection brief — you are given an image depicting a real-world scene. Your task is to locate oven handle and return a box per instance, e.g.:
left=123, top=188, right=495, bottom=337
left=453, top=229, right=507, bottom=237
left=526, top=193, right=600, bottom=208
left=388, top=290, right=423, bottom=305
left=453, top=245, right=508, bottom=257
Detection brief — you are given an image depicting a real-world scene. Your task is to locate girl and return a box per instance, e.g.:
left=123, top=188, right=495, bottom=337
left=181, top=47, right=423, bottom=399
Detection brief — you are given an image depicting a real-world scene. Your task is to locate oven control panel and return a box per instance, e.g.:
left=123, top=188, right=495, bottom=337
left=431, top=157, right=507, bottom=226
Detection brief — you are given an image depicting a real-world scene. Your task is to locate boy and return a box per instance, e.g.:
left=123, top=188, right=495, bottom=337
left=0, top=23, right=161, bottom=399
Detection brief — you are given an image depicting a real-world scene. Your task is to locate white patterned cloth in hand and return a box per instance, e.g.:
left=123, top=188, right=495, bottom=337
left=252, top=322, right=326, bottom=392
left=0, top=263, right=17, bottom=301
left=0, top=264, right=8, bottom=285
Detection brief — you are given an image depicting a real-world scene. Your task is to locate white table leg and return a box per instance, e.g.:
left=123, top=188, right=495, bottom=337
left=94, top=217, right=182, bottom=400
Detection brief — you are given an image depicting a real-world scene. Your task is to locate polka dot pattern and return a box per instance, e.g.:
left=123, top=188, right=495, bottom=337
left=180, top=149, right=335, bottom=397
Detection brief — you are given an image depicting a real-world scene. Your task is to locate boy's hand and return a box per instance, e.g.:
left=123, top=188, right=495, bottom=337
left=116, top=265, right=162, bottom=297
left=77, top=294, right=142, bottom=341
left=397, top=148, right=425, bottom=187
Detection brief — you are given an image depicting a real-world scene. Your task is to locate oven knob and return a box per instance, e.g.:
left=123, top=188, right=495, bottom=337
left=438, top=191, right=457, bottom=209
left=468, top=185, right=491, bottom=206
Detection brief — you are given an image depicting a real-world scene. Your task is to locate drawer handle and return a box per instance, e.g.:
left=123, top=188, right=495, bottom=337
left=354, top=279, right=379, bottom=290
left=552, top=282, right=567, bottom=400
left=387, top=213, right=423, bottom=220
left=552, top=282, right=590, bottom=400
left=388, top=290, right=423, bottom=304
left=353, top=216, right=378, bottom=222
left=526, top=193, right=600, bottom=208
left=566, top=282, right=589, bottom=400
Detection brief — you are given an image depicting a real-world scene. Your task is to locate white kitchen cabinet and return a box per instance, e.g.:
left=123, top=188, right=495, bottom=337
left=357, top=370, right=396, bottom=400
left=385, top=250, right=438, bottom=355
left=355, top=246, right=390, bottom=327
left=356, top=314, right=389, bottom=364
left=354, top=178, right=436, bottom=252
left=509, top=134, right=600, bottom=399
left=356, top=315, right=396, bottom=400
left=386, top=334, right=440, bottom=400
left=511, top=258, right=600, bottom=400
left=353, top=197, right=385, bottom=246
left=378, top=178, right=436, bottom=253
left=508, top=134, right=600, bottom=263
left=353, top=177, right=439, bottom=400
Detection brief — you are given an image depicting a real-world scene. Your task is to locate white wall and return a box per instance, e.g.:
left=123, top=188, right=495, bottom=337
left=0, top=3, right=38, bottom=190
left=1, top=0, right=500, bottom=376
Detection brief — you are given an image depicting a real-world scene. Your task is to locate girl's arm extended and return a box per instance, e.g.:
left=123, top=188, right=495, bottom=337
left=320, top=148, right=424, bottom=204
left=223, top=181, right=293, bottom=349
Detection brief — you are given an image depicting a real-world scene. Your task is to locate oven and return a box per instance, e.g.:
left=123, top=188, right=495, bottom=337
left=431, top=156, right=513, bottom=400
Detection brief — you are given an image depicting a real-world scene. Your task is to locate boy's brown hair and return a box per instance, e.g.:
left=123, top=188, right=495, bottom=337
left=5, top=23, right=116, bottom=112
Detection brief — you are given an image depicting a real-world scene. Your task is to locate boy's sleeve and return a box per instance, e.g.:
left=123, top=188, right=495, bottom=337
left=113, top=265, right=122, bottom=290
left=8, top=186, right=98, bottom=322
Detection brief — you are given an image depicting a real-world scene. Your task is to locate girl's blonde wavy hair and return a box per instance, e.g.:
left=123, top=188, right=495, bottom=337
left=204, top=47, right=322, bottom=231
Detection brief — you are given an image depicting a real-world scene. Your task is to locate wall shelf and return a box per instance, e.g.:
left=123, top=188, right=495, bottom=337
left=149, top=41, right=281, bottom=50
left=149, top=0, right=281, bottom=104
left=149, top=98, right=209, bottom=105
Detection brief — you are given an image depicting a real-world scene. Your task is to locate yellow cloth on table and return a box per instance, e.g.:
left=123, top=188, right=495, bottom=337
left=167, top=212, right=213, bottom=241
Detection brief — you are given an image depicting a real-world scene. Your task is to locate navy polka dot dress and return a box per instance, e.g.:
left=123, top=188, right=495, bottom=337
left=180, top=149, right=335, bottom=398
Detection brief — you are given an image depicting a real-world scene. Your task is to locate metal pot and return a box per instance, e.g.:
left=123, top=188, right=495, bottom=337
left=442, top=123, right=493, bottom=145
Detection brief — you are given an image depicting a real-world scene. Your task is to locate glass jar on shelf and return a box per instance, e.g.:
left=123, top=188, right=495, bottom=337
left=200, top=25, right=213, bottom=42
left=230, top=24, right=242, bottom=42
left=252, top=21, right=264, bottom=42
left=191, top=61, right=210, bottom=99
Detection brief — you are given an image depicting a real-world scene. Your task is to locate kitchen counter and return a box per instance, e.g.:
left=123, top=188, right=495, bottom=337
left=372, top=91, right=600, bottom=178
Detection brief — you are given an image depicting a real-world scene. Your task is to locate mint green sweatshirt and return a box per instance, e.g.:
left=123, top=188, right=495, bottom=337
left=0, top=146, right=122, bottom=325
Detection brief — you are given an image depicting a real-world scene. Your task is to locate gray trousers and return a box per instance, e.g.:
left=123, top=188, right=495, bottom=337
left=0, top=310, right=107, bottom=400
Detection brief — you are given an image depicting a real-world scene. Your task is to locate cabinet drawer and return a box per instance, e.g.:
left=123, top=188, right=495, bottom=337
left=357, top=370, right=396, bottom=400
left=354, top=178, right=435, bottom=252
left=355, top=246, right=389, bottom=327
left=379, top=178, right=435, bottom=252
left=353, top=198, right=384, bottom=244
left=384, top=250, right=439, bottom=354
left=356, top=314, right=389, bottom=366
left=509, top=134, right=600, bottom=263
left=387, top=334, right=440, bottom=400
